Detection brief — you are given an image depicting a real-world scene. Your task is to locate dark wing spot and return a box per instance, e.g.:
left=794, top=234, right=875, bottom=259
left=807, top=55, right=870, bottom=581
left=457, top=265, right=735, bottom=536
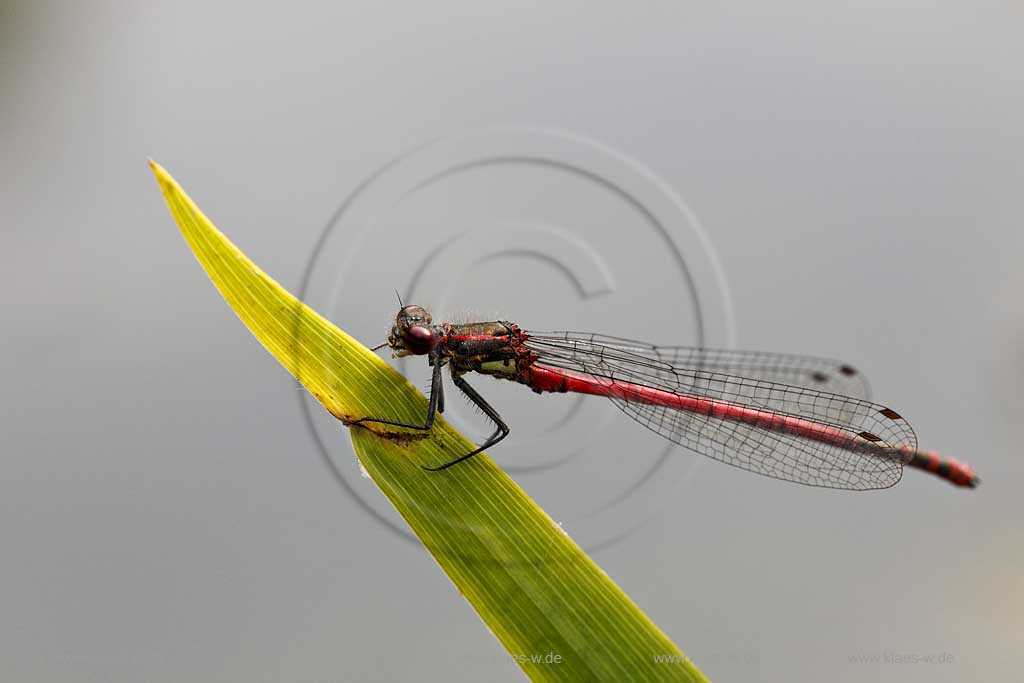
left=839, top=365, right=857, bottom=376
left=879, top=408, right=902, bottom=420
left=858, top=431, right=882, bottom=442
left=811, top=371, right=829, bottom=382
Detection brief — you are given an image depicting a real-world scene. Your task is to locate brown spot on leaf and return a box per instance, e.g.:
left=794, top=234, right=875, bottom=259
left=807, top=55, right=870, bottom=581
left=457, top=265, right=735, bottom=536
left=353, top=424, right=430, bottom=446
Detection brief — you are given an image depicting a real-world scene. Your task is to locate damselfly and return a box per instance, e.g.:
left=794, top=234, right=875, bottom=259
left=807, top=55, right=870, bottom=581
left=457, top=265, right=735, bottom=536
left=353, top=305, right=979, bottom=490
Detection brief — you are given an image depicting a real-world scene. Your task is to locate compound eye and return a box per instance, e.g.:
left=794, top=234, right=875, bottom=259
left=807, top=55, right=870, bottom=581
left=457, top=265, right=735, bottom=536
left=397, top=305, right=431, bottom=327
left=402, top=325, right=437, bottom=355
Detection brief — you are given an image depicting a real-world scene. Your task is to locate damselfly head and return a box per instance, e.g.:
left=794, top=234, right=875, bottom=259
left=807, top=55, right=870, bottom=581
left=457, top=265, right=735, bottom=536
left=388, top=304, right=437, bottom=356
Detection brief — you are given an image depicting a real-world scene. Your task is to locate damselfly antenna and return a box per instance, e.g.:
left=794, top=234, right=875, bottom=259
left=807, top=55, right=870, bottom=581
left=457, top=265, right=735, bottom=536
left=369, top=342, right=388, bottom=352
left=395, top=290, right=404, bottom=307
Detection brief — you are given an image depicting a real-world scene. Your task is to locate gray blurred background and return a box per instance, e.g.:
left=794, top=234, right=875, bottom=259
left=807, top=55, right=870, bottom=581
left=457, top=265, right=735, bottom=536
left=2, top=2, right=1021, bottom=682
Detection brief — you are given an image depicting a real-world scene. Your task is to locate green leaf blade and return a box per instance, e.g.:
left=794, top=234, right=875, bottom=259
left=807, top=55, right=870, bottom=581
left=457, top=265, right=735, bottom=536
left=151, top=160, right=708, bottom=682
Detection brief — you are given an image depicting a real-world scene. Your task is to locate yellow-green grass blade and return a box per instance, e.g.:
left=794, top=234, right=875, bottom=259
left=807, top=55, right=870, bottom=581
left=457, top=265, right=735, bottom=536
left=150, top=160, right=708, bottom=682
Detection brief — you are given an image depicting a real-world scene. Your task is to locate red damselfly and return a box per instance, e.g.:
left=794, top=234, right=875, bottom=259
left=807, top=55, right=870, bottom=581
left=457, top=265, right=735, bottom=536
left=353, top=305, right=979, bottom=490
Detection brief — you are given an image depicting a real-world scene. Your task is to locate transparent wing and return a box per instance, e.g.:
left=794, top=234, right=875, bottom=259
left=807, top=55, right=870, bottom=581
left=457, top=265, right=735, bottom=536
left=524, top=331, right=914, bottom=490
left=534, top=332, right=871, bottom=400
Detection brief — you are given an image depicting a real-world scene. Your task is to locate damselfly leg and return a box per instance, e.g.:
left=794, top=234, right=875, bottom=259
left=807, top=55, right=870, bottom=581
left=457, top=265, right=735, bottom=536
left=436, top=373, right=445, bottom=415
left=349, top=351, right=444, bottom=432
left=423, top=372, right=510, bottom=471
left=349, top=351, right=508, bottom=470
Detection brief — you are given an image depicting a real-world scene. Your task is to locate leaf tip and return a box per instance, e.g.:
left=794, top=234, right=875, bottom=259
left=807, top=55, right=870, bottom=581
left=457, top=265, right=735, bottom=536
left=148, top=159, right=175, bottom=193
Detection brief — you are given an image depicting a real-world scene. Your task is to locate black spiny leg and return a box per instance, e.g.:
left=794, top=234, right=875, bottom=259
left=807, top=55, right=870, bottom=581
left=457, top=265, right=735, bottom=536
left=423, top=372, right=510, bottom=471
left=350, top=352, right=444, bottom=432
left=436, top=373, right=445, bottom=414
